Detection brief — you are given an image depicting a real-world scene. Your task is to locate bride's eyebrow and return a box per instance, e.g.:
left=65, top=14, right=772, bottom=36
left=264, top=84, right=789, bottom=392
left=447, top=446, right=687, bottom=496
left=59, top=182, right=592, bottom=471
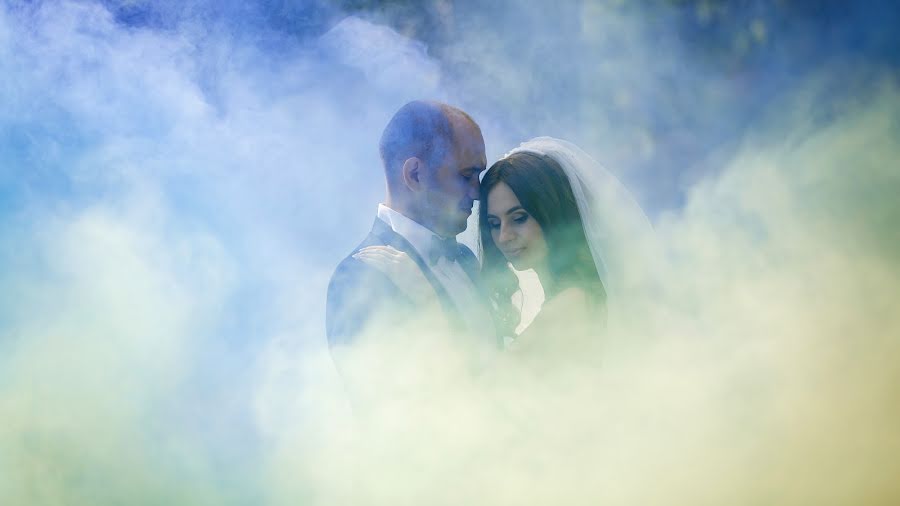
left=486, top=206, right=524, bottom=219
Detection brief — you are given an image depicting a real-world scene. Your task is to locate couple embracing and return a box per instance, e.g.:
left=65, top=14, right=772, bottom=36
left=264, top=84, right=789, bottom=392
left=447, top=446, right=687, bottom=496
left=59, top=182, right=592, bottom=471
left=326, top=100, right=654, bottom=376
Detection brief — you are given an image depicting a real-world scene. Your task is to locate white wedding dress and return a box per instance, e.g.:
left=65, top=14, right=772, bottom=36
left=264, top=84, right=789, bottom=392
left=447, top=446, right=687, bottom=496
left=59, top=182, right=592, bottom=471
left=502, top=137, right=659, bottom=340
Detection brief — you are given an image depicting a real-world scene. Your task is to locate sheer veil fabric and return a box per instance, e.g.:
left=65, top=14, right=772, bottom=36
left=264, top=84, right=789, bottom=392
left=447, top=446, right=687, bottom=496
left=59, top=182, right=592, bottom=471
left=503, top=137, right=659, bottom=335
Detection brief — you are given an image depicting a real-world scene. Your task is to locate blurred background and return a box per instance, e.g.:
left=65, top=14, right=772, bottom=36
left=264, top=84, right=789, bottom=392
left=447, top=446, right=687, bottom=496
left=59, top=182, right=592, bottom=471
left=1, top=1, right=898, bottom=504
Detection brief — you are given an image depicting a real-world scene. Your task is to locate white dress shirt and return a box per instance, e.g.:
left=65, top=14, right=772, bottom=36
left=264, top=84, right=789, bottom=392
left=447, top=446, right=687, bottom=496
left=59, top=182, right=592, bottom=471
left=376, top=204, right=496, bottom=348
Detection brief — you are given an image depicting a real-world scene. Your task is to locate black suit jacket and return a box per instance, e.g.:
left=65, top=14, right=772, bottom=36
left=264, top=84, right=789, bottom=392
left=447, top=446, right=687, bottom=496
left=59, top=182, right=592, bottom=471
left=326, top=217, right=484, bottom=348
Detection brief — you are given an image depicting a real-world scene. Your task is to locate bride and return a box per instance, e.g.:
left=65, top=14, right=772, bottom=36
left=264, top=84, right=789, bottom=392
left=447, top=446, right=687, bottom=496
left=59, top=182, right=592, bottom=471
left=355, top=137, right=655, bottom=358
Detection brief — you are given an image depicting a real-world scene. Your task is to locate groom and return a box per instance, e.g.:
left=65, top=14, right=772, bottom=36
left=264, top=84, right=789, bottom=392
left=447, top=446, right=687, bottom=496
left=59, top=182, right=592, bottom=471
left=326, top=100, right=495, bottom=354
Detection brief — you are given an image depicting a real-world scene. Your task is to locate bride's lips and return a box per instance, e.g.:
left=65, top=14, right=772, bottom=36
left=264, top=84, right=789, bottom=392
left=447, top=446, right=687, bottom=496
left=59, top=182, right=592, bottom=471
left=504, top=246, right=525, bottom=258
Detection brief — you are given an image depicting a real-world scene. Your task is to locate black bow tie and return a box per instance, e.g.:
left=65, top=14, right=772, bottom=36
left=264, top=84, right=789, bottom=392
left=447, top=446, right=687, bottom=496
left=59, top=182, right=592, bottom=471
left=429, top=235, right=460, bottom=265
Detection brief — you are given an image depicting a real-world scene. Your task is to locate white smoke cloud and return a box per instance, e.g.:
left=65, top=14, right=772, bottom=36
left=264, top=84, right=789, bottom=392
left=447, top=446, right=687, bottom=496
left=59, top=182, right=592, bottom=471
left=1, top=2, right=443, bottom=503
left=1, top=1, right=898, bottom=505
left=319, top=16, right=441, bottom=95
left=261, top=73, right=900, bottom=505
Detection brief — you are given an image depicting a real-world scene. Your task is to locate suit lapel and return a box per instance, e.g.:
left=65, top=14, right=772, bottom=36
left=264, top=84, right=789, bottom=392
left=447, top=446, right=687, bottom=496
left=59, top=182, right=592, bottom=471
left=368, top=218, right=467, bottom=331
left=456, top=246, right=481, bottom=287
left=456, top=245, right=492, bottom=311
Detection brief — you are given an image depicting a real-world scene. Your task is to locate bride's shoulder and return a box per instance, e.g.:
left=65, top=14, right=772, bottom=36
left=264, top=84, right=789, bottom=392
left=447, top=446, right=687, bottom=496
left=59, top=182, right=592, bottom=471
left=541, top=286, right=592, bottom=318
left=547, top=286, right=590, bottom=306
left=511, top=285, right=599, bottom=352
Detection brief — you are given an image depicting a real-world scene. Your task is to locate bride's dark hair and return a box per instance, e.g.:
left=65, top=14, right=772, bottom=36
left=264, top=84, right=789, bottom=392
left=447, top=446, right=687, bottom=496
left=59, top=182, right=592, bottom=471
left=478, top=151, right=606, bottom=336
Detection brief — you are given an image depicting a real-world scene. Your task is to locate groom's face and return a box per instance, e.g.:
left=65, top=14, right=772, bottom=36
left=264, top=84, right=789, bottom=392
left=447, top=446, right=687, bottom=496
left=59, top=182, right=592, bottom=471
left=420, top=118, right=486, bottom=237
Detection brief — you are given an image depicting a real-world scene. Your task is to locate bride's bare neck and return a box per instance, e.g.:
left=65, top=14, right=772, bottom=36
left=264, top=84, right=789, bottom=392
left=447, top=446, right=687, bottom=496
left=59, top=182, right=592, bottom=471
left=533, top=261, right=556, bottom=298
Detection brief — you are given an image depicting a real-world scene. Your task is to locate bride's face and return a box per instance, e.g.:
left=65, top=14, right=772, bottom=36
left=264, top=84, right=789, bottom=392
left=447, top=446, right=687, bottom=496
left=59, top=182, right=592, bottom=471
left=485, top=181, right=548, bottom=270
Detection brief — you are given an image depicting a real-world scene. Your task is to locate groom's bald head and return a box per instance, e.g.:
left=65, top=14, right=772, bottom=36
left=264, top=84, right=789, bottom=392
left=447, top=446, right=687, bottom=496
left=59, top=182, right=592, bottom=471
left=379, top=100, right=477, bottom=182
left=379, top=100, right=486, bottom=237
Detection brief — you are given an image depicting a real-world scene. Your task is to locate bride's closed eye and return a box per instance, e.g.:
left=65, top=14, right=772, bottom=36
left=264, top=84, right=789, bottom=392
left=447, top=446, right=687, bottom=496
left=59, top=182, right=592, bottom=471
left=487, top=213, right=529, bottom=230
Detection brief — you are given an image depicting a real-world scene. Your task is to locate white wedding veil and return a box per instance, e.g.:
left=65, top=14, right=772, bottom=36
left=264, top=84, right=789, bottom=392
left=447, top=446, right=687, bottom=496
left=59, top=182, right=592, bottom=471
left=504, top=137, right=659, bottom=330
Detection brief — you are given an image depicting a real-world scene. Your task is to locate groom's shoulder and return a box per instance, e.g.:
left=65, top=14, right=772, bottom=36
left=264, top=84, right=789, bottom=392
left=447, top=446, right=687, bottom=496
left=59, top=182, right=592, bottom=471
left=326, top=227, right=402, bottom=308
left=328, top=234, right=386, bottom=288
left=326, top=234, right=404, bottom=346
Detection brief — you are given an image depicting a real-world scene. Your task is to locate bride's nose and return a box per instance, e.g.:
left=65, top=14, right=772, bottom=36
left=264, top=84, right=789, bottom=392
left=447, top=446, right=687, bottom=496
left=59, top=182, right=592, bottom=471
left=498, top=222, right=515, bottom=244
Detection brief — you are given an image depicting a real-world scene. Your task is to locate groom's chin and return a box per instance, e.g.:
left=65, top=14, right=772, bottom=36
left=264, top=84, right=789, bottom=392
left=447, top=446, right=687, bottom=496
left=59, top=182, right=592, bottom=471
left=452, top=218, right=471, bottom=235
left=443, top=215, right=471, bottom=236
left=458, top=207, right=474, bottom=224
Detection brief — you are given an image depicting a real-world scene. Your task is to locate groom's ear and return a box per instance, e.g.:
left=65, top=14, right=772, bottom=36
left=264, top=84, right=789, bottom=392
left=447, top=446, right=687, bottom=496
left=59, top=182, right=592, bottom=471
left=401, top=157, right=424, bottom=192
